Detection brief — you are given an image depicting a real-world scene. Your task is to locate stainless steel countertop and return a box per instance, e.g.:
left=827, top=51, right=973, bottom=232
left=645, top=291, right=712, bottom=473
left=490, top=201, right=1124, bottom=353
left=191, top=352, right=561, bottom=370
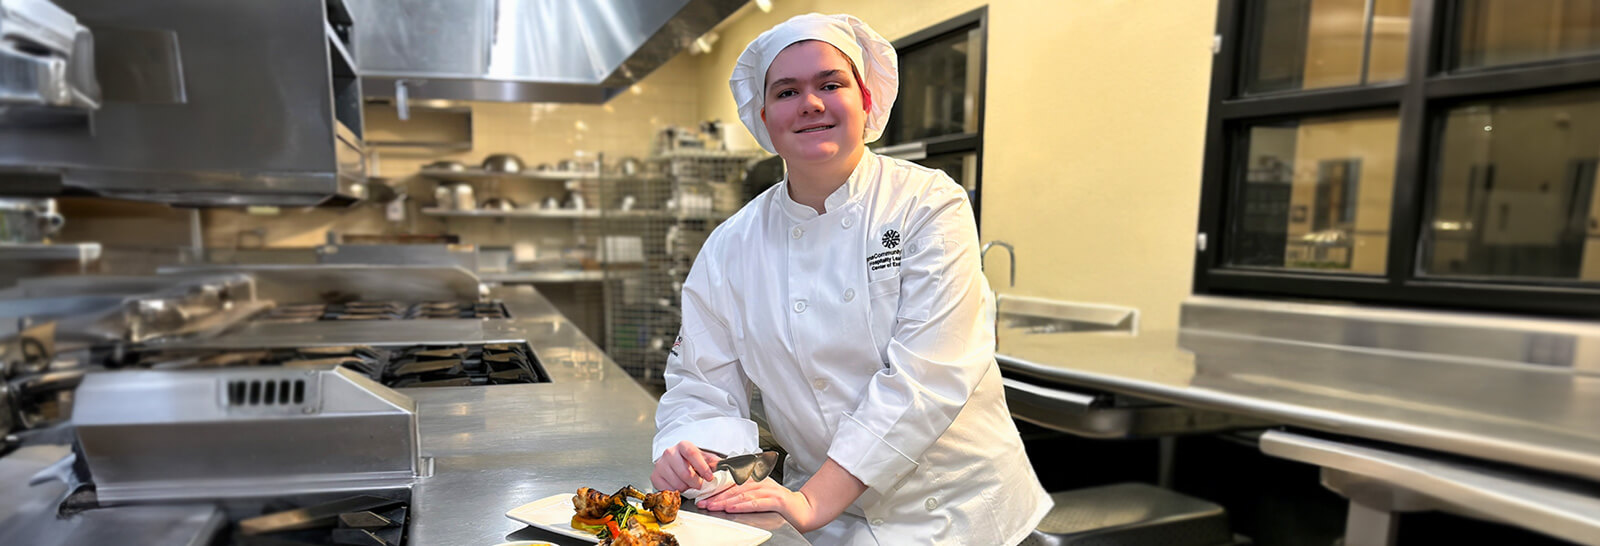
left=996, top=327, right=1600, bottom=484
left=0, top=284, right=807, bottom=545
left=405, top=285, right=807, bottom=544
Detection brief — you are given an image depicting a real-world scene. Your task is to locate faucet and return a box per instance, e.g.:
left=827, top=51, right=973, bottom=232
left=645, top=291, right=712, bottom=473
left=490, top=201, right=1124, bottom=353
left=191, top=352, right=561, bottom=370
left=981, top=241, right=1015, bottom=287
left=981, top=241, right=1015, bottom=345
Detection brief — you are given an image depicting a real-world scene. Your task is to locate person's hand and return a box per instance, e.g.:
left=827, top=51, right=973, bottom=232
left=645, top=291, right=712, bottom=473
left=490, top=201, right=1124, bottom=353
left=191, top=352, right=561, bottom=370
left=651, top=440, right=721, bottom=492
left=696, top=477, right=826, bottom=533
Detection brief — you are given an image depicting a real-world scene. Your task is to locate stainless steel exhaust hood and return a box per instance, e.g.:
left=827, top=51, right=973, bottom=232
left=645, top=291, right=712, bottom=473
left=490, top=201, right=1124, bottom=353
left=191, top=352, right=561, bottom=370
left=0, top=0, right=366, bottom=207
left=349, top=0, right=747, bottom=104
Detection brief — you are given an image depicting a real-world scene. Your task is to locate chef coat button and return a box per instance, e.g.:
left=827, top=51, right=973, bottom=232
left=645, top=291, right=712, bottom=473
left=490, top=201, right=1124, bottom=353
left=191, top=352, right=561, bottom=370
left=842, top=216, right=854, bottom=228
left=925, top=497, right=939, bottom=510
left=812, top=378, right=827, bottom=391
left=870, top=518, right=884, bottom=527
left=792, top=226, right=804, bottom=239
left=843, top=288, right=855, bottom=302
left=793, top=300, right=807, bottom=313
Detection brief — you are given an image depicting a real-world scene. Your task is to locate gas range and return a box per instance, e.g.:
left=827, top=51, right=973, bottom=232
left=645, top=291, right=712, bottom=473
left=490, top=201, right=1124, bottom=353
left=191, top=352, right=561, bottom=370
left=257, top=300, right=510, bottom=322
left=120, top=343, right=548, bottom=388
left=53, top=489, right=415, bottom=546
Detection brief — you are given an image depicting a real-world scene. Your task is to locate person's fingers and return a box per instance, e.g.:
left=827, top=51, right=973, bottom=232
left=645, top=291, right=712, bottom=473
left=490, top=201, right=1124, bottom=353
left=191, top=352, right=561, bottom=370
left=672, top=441, right=716, bottom=481
left=701, top=481, right=774, bottom=511
left=717, top=484, right=783, bottom=513
left=664, top=455, right=698, bottom=490
left=666, top=454, right=702, bottom=489
left=702, top=492, right=740, bottom=511
left=724, top=495, right=779, bottom=513
left=651, top=467, right=677, bottom=492
left=695, top=483, right=737, bottom=509
left=686, top=449, right=717, bottom=481
left=699, top=449, right=723, bottom=467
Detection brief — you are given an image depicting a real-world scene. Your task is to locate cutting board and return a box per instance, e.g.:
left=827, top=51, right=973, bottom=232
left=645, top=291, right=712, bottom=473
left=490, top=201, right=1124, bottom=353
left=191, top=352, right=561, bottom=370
left=505, top=493, right=772, bottom=545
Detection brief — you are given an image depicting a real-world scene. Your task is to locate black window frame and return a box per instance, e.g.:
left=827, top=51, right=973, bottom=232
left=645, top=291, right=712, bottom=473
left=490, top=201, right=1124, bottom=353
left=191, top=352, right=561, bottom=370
left=876, top=7, right=988, bottom=228
left=1196, top=0, right=1600, bottom=317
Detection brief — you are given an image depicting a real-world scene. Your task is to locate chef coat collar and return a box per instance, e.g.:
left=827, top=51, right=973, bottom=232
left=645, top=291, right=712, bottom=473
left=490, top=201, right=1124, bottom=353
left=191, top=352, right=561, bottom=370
left=776, top=151, right=877, bottom=221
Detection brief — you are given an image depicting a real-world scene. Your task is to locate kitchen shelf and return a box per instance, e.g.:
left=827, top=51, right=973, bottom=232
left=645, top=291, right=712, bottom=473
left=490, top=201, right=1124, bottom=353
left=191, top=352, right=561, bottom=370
left=422, top=208, right=600, bottom=219
left=478, top=270, right=607, bottom=283
left=653, top=149, right=766, bottom=160
left=421, top=208, right=729, bottom=221
left=609, top=210, right=732, bottom=222
left=369, top=141, right=473, bottom=152
left=418, top=168, right=669, bottom=183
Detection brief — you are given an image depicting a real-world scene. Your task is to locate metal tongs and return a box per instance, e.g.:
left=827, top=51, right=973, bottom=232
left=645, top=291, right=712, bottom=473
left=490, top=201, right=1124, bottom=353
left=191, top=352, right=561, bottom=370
left=716, top=451, right=781, bottom=485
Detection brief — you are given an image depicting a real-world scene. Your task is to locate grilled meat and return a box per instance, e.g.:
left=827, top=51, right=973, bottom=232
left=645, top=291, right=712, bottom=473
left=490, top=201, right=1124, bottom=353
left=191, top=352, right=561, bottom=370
left=601, top=524, right=680, bottom=546
left=620, top=487, right=681, bottom=525
left=573, top=487, right=626, bottom=519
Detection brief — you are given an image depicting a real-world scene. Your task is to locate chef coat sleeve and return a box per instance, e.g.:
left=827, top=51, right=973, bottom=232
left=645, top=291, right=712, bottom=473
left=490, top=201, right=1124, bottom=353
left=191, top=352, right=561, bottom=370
left=827, top=177, right=995, bottom=493
left=652, top=249, right=761, bottom=460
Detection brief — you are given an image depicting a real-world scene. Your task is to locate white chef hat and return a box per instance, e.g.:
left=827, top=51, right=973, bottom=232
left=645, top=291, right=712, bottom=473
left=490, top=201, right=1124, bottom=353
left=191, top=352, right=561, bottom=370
left=729, top=13, right=899, bottom=154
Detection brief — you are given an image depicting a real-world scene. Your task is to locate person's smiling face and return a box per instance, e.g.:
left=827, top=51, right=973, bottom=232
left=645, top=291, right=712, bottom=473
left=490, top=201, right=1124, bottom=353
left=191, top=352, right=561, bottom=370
left=761, top=40, right=870, bottom=165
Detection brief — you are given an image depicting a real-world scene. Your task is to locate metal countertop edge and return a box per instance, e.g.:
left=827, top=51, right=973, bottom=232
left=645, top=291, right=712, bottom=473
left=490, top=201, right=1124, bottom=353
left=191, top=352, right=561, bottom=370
left=995, top=353, right=1600, bottom=485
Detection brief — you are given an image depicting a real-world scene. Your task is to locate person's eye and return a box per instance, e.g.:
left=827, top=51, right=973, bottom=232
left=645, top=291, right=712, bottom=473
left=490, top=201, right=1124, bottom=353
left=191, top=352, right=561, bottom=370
left=775, top=89, right=796, bottom=98
left=821, top=83, right=842, bottom=91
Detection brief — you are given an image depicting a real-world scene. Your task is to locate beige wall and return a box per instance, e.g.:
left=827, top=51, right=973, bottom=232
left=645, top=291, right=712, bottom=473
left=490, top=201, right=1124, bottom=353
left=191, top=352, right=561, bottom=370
left=697, top=1, right=1218, bottom=332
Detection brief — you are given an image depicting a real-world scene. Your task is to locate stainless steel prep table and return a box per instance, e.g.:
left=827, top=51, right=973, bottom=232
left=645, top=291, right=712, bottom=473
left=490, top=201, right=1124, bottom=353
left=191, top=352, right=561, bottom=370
left=403, top=285, right=807, bottom=544
left=996, top=326, right=1600, bottom=484
left=403, top=285, right=800, bottom=541
left=0, top=283, right=808, bottom=545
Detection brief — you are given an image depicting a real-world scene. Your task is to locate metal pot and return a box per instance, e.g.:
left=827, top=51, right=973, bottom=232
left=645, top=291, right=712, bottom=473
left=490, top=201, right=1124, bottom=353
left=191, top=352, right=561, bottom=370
left=481, top=154, right=525, bottom=173
left=480, top=197, right=517, bottom=212
left=424, top=160, right=467, bottom=172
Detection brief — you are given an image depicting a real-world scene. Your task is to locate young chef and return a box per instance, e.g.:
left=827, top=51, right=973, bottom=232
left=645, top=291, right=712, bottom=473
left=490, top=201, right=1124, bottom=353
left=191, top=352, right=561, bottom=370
left=650, top=13, right=1051, bottom=544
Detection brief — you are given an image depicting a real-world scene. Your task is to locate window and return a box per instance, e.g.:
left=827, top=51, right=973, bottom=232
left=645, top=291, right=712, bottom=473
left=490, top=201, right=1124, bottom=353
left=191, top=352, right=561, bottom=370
left=1197, top=0, right=1600, bottom=316
left=1240, top=0, right=1412, bottom=94
left=1452, top=0, right=1600, bottom=70
left=1425, top=87, right=1600, bottom=281
left=1230, top=110, right=1398, bottom=273
left=874, top=8, right=987, bottom=227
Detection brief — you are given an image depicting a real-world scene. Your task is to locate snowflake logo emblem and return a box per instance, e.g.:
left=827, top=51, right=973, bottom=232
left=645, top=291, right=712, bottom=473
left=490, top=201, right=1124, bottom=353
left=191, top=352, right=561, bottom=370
left=881, top=229, right=901, bottom=249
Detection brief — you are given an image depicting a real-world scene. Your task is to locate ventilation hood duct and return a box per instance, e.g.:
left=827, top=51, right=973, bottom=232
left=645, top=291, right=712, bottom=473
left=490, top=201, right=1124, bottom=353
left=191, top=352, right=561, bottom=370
left=348, top=0, right=746, bottom=104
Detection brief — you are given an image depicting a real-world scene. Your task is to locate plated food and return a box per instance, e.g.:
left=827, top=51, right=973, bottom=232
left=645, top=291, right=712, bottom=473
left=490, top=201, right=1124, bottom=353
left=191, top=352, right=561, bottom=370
left=570, top=486, right=682, bottom=546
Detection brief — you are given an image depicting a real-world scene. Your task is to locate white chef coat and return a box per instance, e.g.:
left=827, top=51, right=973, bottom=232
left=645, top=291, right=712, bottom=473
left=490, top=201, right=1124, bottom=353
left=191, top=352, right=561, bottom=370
left=653, top=151, right=1052, bottom=544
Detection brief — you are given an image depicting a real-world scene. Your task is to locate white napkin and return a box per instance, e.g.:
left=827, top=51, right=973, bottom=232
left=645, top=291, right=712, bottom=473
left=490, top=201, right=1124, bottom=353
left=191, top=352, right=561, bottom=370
left=681, top=470, right=738, bottom=500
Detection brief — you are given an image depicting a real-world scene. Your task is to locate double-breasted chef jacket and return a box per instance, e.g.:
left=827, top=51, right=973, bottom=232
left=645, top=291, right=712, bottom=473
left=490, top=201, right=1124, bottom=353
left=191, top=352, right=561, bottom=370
left=654, top=151, right=1051, bottom=544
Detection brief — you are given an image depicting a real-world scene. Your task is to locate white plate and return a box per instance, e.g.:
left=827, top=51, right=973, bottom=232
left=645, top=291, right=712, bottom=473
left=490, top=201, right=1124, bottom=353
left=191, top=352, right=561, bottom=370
left=505, top=493, right=772, bottom=545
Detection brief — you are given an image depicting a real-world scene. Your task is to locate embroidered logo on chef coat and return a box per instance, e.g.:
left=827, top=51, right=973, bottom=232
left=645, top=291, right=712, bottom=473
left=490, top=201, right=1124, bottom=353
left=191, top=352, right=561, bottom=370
left=669, top=334, right=682, bottom=357
left=868, top=228, right=903, bottom=272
